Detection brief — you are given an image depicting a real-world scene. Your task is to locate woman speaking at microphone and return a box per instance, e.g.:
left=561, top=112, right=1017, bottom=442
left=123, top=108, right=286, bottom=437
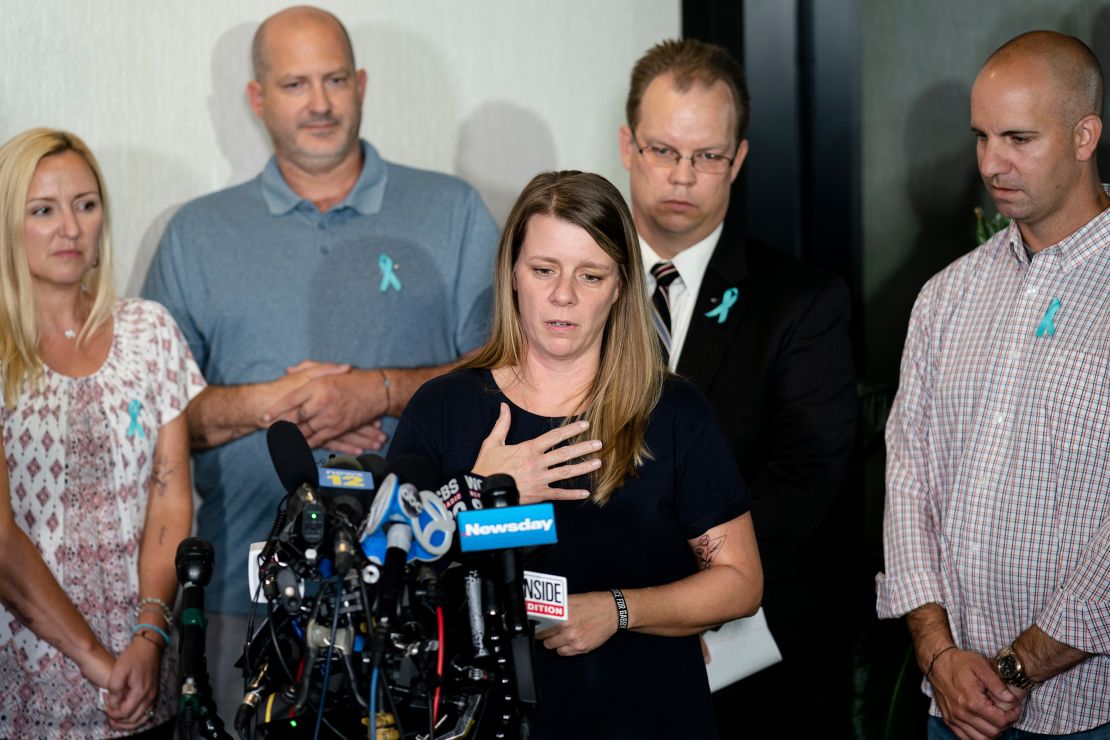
left=0, top=129, right=204, bottom=738
left=390, top=170, right=761, bottom=739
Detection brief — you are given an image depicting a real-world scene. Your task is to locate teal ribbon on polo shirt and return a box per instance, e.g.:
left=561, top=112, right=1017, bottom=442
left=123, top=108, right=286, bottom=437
left=127, top=400, right=144, bottom=438
left=704, top=287, right=739, bottom=324
left=379, top=253, right=403, bottom=292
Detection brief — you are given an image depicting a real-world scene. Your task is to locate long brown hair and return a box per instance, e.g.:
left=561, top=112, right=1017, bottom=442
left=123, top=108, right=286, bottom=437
left=464, top=171, right=664, bottom=504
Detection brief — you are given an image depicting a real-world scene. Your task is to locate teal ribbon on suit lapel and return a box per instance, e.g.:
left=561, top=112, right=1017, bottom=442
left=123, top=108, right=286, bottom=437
left=704, top=287, right=739, bottom=324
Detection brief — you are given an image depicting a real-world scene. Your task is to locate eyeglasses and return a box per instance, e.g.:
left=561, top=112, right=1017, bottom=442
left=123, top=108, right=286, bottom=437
left=631, top=134, right=736, bottom=175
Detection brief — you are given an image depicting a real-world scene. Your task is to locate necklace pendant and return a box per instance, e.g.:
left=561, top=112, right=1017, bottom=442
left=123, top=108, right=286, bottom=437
left=63, top=329, right=77, bottom=339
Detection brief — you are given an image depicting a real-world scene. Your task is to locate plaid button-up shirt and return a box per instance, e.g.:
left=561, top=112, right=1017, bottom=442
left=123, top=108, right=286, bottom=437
left=877, top=211, right=1110, bottom=733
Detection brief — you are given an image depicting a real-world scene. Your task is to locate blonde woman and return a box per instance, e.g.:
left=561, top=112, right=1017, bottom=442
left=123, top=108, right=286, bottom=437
left=390, top=171, right=762, bottom=740
left=0, top=129, right=204, bottom=738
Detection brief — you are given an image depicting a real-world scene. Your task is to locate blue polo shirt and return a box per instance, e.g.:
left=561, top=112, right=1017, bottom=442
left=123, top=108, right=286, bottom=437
left=142, top=141, right=498, bottom=613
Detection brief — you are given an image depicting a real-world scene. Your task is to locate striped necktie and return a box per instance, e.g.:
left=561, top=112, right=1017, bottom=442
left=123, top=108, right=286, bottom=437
left=650, top=261, right=681, bottom=363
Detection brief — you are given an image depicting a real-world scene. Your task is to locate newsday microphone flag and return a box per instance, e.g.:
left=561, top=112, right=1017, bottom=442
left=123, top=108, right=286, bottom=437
left=456, top=503, right=558, bottom=552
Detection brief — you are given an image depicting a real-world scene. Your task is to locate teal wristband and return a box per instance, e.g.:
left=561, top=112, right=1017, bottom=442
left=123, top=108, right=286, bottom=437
left=132, top=622, right=172, bottom=647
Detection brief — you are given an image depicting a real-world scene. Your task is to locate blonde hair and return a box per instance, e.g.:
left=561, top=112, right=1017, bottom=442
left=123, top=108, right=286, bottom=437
left=465, top=171, right=665, bottom=505
left=0, top=128, right=116, bottom=409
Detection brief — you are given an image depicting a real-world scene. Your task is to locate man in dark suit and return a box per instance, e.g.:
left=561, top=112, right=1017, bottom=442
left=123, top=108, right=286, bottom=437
left=618, top=39, right=857, bottom=735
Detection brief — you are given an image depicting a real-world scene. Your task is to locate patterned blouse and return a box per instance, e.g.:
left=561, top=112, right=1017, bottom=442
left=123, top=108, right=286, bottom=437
left=0, top=298, right=205, bottom=739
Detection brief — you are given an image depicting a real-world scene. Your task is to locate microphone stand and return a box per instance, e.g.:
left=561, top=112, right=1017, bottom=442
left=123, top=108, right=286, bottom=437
left=176, top=537, right=231, bottom=740
left=482, top=475, right=538, bottom=739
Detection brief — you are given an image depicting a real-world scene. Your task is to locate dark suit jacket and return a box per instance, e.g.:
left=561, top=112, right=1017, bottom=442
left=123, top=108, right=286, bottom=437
left=675, top=220, right=857, bottom=642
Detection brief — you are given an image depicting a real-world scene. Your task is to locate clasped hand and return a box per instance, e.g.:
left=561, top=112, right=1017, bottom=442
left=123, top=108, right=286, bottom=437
left=473, top=402, right=602, bottom=504
left=81, top=636, right=162, bottom=730
left=930, top=648, right=1025, bottom=740
left=261, top=360, right=388, bottom=453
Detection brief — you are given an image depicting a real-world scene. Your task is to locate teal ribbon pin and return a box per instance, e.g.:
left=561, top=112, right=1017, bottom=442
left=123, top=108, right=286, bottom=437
left=127, top=400, right=145, bottom=439
left=704, top=287, right=739, bottom=324
left=1035, top=297, right=1062, bottom=337
left=379, top=253, right=402, bottom=292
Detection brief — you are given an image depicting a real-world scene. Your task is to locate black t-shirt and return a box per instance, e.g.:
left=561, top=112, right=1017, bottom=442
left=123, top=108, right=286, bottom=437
left=390, top=368, right=750, bottom=740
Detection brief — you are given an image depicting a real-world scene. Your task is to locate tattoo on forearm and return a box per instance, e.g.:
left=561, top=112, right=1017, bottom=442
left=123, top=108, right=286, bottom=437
left=693, top=534, right=726, bottom=570
left=158, top=526, right=167, bottom=546
left=150, top=455, right=175, bottom=497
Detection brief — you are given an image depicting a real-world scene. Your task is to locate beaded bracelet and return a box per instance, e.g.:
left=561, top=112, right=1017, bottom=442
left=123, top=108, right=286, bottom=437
left=135, top=597, right=173, bottom=625
left=132, top=622, right=172, bottom=648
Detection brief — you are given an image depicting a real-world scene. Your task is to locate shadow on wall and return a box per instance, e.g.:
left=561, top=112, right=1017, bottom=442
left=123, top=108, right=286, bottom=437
left=128, top=21, right=269, bottom=296
left=307, top=22, right=456, bottom=355
left=454, top=102, right=558, bottom=227
left=110, top=147, right=203, bottom=297
left=865, top=80, right=980, bottom=384
left=126, top=203, right=181, bottom=297
left=1091, top=5, right=1110, bottom=176
left=356, top=22, right=459, bottom=174
left=208, top=22, right=271, bottom=187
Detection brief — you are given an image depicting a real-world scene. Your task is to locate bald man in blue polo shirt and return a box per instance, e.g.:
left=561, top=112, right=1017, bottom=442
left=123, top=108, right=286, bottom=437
left=141, top=6, right=497, bottom=718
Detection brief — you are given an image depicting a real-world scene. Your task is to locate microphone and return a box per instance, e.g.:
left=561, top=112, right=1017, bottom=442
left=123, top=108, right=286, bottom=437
left=360, top=456, right=455, bottom=565
left=234, top=660, right=268, bottom=739
left=480, top=474, right=540, bottom=707
left=176, top=537, right=223, bottom=736
left=262, top=421, right=323, bottom=564
left=360, top=455, right=455, bottom=625
left=177, top=537, right=214, bottom=687
left=266, top=420, right=317, bottom=492
left=319, top=455, right=371, bottom=576
left=432, top=471, right=485, bottom=516
left=356, top=453, right=389, bottom=481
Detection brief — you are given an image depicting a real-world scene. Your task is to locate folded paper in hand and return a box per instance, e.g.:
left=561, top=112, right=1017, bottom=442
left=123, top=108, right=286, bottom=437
left=703, top=607, right=782, bottom=692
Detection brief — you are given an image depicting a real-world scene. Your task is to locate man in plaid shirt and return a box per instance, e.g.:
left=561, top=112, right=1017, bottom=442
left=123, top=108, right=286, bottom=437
left=878, top=31, right=1110, bottom=739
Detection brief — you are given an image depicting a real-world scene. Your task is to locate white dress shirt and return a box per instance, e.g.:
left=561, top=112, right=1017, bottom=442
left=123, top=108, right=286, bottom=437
left=639, top=222, right=725, bottom=371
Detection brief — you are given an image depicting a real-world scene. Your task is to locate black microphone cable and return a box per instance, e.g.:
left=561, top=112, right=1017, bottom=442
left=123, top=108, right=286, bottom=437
left=257, top=492, right=291, bottom=566
left=312, top=578, right=345, bottom=740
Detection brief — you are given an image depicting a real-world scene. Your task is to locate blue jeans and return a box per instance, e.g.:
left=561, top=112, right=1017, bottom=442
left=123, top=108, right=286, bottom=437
left=929, top=715, right=1110, bottom=739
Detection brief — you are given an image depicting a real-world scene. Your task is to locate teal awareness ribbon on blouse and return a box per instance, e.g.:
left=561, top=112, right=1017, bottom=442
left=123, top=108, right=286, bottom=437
left=379, top=253, right=402, bottom=292
left=1035, top=297, right=1062, bottom=337
left=127, top=400, right=144, bottom=439
left=704, top=287, right=739, bottom=324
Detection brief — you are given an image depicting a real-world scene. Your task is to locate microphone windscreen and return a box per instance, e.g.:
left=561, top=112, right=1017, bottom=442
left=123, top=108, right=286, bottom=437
left=175, top=536, right=214, bottom=586
left=482, top=473, right=520, bottom=507
left=387, top=454, right=439, bottom=492
left=266, top=420, right=318, bottom=493
left=357, top=453, right=389, bottom=480
left=324, top=455, right=363, bottom=471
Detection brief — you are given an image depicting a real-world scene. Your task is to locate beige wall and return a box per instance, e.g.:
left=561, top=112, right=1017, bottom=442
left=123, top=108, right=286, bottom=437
left=0, top=0, right=679, bottom=295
